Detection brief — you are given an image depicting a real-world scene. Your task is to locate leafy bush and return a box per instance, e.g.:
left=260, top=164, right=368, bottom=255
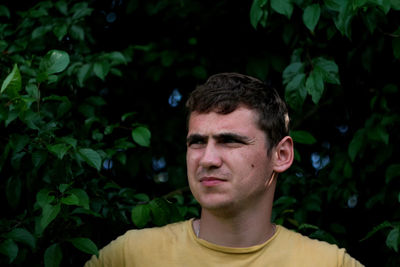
left=0, top=1, right=198, bottom=266
left=0, top=0, right=399, bottom=266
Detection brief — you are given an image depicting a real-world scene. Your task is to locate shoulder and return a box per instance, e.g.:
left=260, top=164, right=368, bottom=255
left=274, top=226, right=364, bottom=267
left=105, top=219, right=190, bottom=252
left=84, top=220, right=191, bottom=267
left=125, top=219, right=189, bottom=242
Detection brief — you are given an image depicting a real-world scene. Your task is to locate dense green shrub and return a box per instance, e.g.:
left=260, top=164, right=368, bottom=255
left=0, top=0, right=399, bottom=266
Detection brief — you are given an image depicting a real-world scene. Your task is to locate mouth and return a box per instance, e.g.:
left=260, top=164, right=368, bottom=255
left=199, top=177, right=226, bottom=187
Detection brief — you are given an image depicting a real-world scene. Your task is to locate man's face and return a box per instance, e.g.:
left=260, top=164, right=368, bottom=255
left=186, top=107, right=275, bottom=214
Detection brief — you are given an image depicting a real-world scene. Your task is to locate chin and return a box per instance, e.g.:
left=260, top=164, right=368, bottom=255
left=198, top=197, right=238, bottom=215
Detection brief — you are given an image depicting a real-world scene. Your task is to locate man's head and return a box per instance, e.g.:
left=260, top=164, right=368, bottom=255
left=186, top=72, right=289, bottom=153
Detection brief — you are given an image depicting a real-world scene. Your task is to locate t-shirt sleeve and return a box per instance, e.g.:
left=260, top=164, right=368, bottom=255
left=83, top=233, right=128, bottom=267
left=340, top=250, right=365, bottom=267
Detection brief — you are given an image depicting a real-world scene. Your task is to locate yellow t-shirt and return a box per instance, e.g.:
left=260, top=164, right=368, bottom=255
left=85, top=219, right=364, bottom=267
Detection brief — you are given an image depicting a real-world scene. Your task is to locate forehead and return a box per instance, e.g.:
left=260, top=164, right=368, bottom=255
left=188, top=107, right=262, bottom=136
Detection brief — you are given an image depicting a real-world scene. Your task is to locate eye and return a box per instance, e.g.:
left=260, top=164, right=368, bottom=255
left=219, top=136, right=246, bottom=145
left=187, top=136, right=207, bottom=148
left=222, top=137, right=241, bottom=143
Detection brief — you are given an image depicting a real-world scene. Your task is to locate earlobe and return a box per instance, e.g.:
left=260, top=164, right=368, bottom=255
left=273, top=136, right=294, bottom=173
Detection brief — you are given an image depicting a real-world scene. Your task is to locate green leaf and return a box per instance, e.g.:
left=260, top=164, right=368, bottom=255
left=291, top=130, right=317, bottom=144
left=1, top=64, right=22, bottom=98
left=0, top=5, right=11, bottom=18
left=250, top=0, right=269, bottom=29
left=7, top=228, right=36, bottom=249
left=385, top=164, right=400, bottom=183
left=71, top=208, right=101, bottom=218
left=131, top=204, right=151, bottom=228
left=367, top=125, right=389, bottom=144
left=68, top=238, right=98, bottom=256
left=39, top=50, right=70, bottom=75
left=334, top=1, right=355, bottom=38
left=77, top=64, right=92, bottom=87
left=59, top=184, right=70, bottom=193
left=36, top=189, right=55, bottom=208
left=47, top=144, right=70, bottom=160
left=274, top=196, right=297, bottom=207
left=26, top=83, right=40, bottom=99
left=343, top=160, right=353, bottom=178
left=107, top=51, right=127, bottom=65
left=383, top=83, right=398, bottom=93
left=284, top=73, right=307, bottom=110
left=70, top=25, right=85, bottom=40
left=304, top=194, right=322, bottom=212
left=93, top=61, right=110, bottom=80
left=69, top=188, right=90, bottom=209
left=271, top=0, right=293, bottom=18
left=309, top=229, right=338, bottom=244
left=58, top=136, right=77, bottom=148
left=313, top=57, right=340, bottom=85
left=303, top=4, right=321, bottom=32
left=53, top=24, right=68, bottom=41
left=55, top=1, right=68, bottom=15
left=132, top=126, right=151, bottom=147
left=87, top=96, right=107, bottom=106
left=360, top=221, right=392, bottom=241
left=29, top=7, right=49, bottom=18
left=78, top=148, right=102, bottom=171
left=11, top=151, right=25, bottom=170
left=149, top=198, right=170, bottom=226
left=386, top=227, right=399, bottom=252
left=348, top=129, right=364, bottom=162
left=41, top=203, right=61, bottom=230
left=306, top=68, right=325, bottom=104
left=299, top=223, right=319, bottom=231
left=378, top=0, right=392, bottom=14
left=0, top=40, right=8, bottom=52
left=71, top=4, right=93, bottom=20
left=110, top=68, right=123, bottom=76
left=282, top=62, right=304, bottom=84
left=6, top=176, right=21, bottom=209
left=134, top=193, right=151, bottom=202
left=36, top=72, right=49, bottom=83
left=0, top=239, right=18, bottom=263
left=294, top=148, right=301, bottom=162
left=362, top=8, right=380, bottom=34
left=61, top=193, right=80, bottom=206
left=44, top=243, right=63, bottom=267
left=121, top=112, right=136, bottom=121
left=392, top=0, right=400, bottom=10
left=5, top=110, right=19, bottom=127
left=32, top=25, right=52, bottom=39
left=392, top=38, right=400, bottom=59
left=10, top=134, right=30, bottom=152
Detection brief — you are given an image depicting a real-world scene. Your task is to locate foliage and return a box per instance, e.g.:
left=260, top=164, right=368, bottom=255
left=250, top=0, right=400, bottom=265
left=0, top=0, right=399, bottom=266
left=0, top=1, right=198, bottom=266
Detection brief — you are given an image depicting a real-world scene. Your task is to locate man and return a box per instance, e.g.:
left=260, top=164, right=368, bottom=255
left=85, top=73, right=363, bottom=266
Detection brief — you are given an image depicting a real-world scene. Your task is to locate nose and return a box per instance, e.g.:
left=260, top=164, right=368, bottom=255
left=199, top=142, right=222, bottom=169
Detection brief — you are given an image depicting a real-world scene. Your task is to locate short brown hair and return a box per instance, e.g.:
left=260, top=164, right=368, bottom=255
left=186, top=72, right=289, bottom=151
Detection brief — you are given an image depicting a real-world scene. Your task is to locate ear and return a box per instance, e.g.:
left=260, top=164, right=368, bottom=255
left=272, top=136, right=294, bottom=173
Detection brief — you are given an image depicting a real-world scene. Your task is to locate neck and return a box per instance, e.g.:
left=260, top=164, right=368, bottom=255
left=194, top=179, right=277, bottom=247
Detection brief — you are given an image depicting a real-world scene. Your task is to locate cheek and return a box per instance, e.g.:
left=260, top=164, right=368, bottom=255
left=186, top=152, right=199, bottom=174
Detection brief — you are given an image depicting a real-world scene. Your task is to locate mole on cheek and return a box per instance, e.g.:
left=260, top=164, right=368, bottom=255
left=251, top=164, right=255, bottom=168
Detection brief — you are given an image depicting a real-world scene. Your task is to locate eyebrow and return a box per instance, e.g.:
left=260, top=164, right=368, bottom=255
left=186, top=132, right=252, bottom=144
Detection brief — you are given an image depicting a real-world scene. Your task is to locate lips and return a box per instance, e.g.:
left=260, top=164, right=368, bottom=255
left=199, top=177, right=226, bottom=187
